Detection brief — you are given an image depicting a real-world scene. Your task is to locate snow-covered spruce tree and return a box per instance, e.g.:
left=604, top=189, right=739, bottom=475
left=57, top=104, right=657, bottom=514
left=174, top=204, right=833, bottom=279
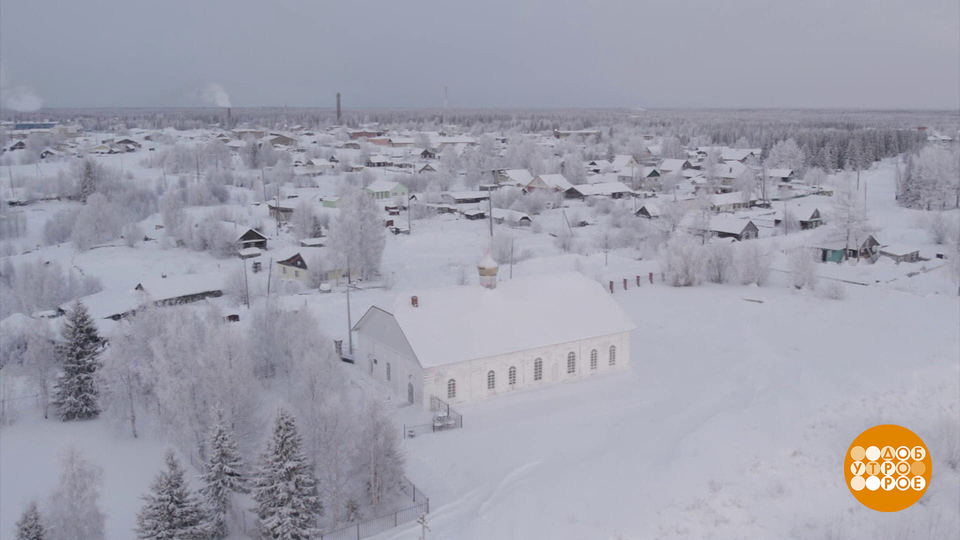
left=136, top=450, right=207, bottom=540
left=15, top=500, right=45, bottom=540
left=199, top=408, right=249, bottom=539
left=253, top=407, right=322, bottom=539
left=53, top=301, right=104, bottom=421
left=45, top=447, right=106, bottom=540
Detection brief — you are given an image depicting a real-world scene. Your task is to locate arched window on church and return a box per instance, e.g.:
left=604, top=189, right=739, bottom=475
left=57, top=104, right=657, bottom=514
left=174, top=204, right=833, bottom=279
left=447, top=379, right=456, bottom=399
left=567, top=352, right=576, bottom=374
left=590, top=349, right=598, bottom=370
left=534, top=358, right=543, bottom=381
left=487, top=370, right=496, bottom=390
left=509, top=366, right=517, bottom=385
left=609, top=345, right=617, bottom=366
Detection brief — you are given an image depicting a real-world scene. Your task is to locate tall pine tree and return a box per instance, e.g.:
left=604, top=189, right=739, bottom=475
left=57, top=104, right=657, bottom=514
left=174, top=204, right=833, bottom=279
left=253, top=407, right=322, bottom=540
left=15, top=500, right=45, bottom=540
left=199, top=408, right=248, bottom=539
left=136, top=450, right=207, bottom=540
left=53, top=302, right=104, bottom=421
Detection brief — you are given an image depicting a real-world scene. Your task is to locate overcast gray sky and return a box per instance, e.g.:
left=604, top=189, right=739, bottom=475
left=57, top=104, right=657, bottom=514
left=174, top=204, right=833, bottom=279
left=1, top=0, right=958, bottom=110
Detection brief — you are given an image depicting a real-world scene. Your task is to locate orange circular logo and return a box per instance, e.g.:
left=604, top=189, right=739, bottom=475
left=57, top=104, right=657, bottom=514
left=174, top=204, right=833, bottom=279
left=845, top=425, right=931, bottom=512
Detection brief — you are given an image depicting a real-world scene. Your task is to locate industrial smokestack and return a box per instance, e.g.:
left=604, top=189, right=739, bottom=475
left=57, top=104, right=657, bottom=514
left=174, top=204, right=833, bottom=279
left=226, top=107, right=231, bottom=127
left=336, top=93, right=341, bottom=124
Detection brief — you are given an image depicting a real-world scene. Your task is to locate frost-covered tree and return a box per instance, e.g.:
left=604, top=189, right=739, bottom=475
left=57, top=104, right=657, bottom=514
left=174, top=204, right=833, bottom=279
left=660, top=236, right=703, bottom=287
left=830, top=173, right=873, bottom=258
left=766, top=138, right=805, bottom=172
left=659, top=200, right=687, bottom=234
left=290, top=201, right=327, bottom=240
left=15, top=500, right=45, bottom=540
left=702, top=242, right=734, bottom=284
left=802, top=167, right=827, bottom=190
left=53, top=302, right=104, bottom=421
left=358, top=402, right=405, bottom=512
left=136, top=450, right=207, bottom=540
left=72, top=194, right=124, bottom=250
left=25, top=326, right=57, bottom=419
left=736, top=242, right=773, bottom=286
left=253, top=407, right=322, bottom=539
left=199, top=408, right=249, bottom=539
left=788, top=248, right=819, bottom=290
left=327, top=188, right=386, bottom=280
left=562, top=151, right=586, bottom=184
left=45, top=447, right=105, bottom=540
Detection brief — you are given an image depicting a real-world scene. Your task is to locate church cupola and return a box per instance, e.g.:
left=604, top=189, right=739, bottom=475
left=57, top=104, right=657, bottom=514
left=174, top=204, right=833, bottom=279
left=478, top=252, right=499, bottom=289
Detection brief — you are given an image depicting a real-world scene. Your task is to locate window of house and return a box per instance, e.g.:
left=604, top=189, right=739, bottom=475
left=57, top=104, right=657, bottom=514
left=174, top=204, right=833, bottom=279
left=567, top=352, right=576, bottom=374
left=282, top=266, right=287, bottom=274
left=487, top=370, right=495, bottom=390
left=590, top=349, right=598, bottom=370
left=609, top=346, right=616, bottom=366
left=447, top=379, right=456, bottom=399
left=295, top=270, right=299, bottom=278
left=509, top=366, right=517, bottom=385
left=386, top=362, right=391, bottom=381
left=534, top=358, right=543, bottom=381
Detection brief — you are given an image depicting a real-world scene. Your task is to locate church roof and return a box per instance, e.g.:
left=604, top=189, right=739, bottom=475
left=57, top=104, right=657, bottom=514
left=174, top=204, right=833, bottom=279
left=361, top=272, right=635, bottom=369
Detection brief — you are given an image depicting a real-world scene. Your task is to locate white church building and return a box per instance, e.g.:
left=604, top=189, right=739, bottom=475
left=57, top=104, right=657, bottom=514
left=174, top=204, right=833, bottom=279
left=352, top=257, right=635, bottom=408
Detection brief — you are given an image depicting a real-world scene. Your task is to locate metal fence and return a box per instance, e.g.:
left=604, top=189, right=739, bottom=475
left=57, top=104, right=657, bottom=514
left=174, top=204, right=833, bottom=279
left=0, top=393, right=42, bottom=426
left=403, top=396, right=463, bottom=439
left=320, top=478, right=428, bottom=540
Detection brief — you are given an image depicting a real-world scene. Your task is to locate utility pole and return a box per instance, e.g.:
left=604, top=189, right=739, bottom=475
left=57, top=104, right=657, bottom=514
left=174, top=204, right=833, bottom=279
left=345, top=258, right=354, bottom=356
left=417, top=513, right=430, bottom=540
left=488, top=195, right=493, bottom=237
left=266, top=258, right=273, bottom=296
left=242, top=259, right=250, bottom=309
left=510, top=238, right=514, bottom=279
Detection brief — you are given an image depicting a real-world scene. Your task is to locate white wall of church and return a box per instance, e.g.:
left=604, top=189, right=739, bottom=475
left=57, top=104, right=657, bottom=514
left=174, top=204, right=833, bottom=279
left=422, top=331, right=631, bottom=408
left=355, top=324, right=425, bottom=407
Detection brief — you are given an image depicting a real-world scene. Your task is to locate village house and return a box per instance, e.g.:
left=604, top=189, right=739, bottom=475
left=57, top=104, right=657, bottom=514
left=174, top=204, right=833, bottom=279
left=705, top=217, right=760, bottom=241
left=635, top=203, right=660, bottom=219
left=710, top=192, right=756, bottom=213
left=565, top=182, right=634, bottom=200
left=774, top=204, right=823, bottom=230
left=491, top=208, right=532, bottom=227
left=527, top=173, right=574, bottom=193
left=494, top=168, right=534, bottom=187
left=235, top=227, right=268, bottom=250
left=352, top=261, right=634, bottom=408
left=276, top=252, right=311, bottom=283
left=365, top=180, right=409, bottom=201
left=442, top=191, right=489, bottom=205
left=879, top=244, right=921, bottom=264
left=267, top=202, right=296, bottom=221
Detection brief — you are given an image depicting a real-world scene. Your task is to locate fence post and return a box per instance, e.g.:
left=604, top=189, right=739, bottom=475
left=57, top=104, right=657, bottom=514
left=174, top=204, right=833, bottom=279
left=649, top=272, right=653, bottom=284
left=623, top=278, right=627, bottom=290
left=636, top=275, right=640, bottom=287
left=356, top=523, right=360, bottom=540
left=609, top=280, right=613, bottom=293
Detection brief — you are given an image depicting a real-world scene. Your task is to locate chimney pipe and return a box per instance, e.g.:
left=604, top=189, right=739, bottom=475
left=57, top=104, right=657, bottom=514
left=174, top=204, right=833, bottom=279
left=411, top=295, right=418, bottom=308
left=226, top=107, right=231, bottom=127
left=336, top=93, right=342, bottom=124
